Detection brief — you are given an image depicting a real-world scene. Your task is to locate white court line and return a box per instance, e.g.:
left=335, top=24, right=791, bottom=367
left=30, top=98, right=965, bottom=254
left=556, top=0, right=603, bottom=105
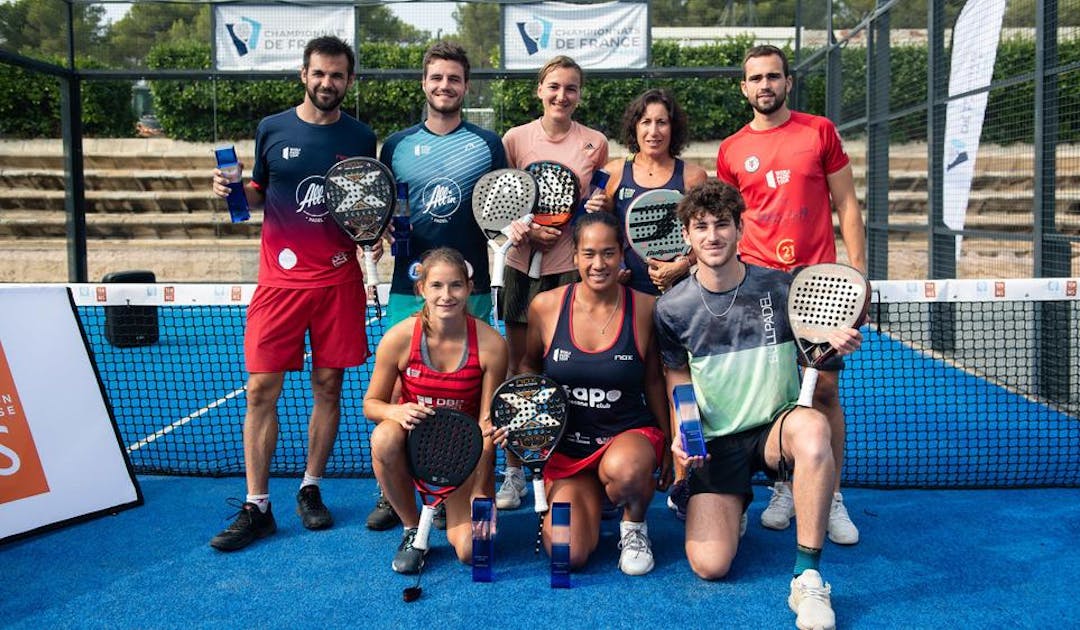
left=126, top=311, right=385, bottom=453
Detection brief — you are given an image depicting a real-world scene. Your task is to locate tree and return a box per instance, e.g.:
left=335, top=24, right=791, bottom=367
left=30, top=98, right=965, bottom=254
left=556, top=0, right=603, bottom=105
left=357, top=5, right=429, bottom=44
left=104, top=3, right=210, bottom=67
left=452, top=2, right=501, bottom=68
left=0, top=0, right=105, bottom=62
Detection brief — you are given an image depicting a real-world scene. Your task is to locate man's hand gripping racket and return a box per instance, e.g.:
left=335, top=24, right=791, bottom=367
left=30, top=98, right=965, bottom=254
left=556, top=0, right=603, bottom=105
left=787, top=263, right=870, bottom=407
left=323, top=157, right=396, bottom=302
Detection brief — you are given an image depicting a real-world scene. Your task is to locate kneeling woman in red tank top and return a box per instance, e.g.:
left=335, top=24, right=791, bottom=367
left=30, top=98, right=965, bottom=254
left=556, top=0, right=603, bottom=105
left=518, top=212, right=673, bottom=576
left=364, top=248, right=509, bottom=574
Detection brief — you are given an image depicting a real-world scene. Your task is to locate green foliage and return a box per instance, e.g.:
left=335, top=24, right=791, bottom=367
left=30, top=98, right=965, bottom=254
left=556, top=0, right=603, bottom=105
left=0, top=56, right=134, bottom=138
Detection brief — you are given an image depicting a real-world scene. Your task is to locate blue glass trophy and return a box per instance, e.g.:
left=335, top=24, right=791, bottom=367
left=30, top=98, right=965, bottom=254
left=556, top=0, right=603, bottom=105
left=550, top=502, right=571, bottom=588
left=672, top=383, right=708, bottom=458
left=472, top=497, right=495, bottom=582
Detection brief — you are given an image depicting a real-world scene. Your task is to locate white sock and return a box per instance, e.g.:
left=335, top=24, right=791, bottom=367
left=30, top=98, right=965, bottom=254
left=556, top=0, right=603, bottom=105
left=246, top=493, right=270, bottom=513
left=620, top=520, right=647, bottom=537
left=301, top=473, right=322, bottom=490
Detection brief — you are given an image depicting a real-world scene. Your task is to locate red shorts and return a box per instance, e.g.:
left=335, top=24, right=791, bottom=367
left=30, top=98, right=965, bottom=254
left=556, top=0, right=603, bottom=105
left=244, top=282, right=368, bottom=372
left=544, top=426, right=665, bottom=481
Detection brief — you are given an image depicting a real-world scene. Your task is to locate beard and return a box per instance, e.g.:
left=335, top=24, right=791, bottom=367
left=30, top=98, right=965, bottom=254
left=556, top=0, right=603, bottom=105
left=426, top=92, right=463, bottom=116
left=749, top=88, right=787, bottom=115
left=307, top=85, right=345, bottom=113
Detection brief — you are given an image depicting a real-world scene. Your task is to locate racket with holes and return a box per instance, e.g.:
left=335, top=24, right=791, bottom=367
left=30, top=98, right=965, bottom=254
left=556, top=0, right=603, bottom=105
left=323, top=157, right=396, bottom=287
left=787, top=263, right=870, bottom=407
left=523, top=161, right=580, bottom=279
left=490, top=373, right=568, bottom=554
left=472, top=168, right=537, bottom=291
left=406, top=407, right=484, bottom=553
left=624, top=189, right=687, bottom=263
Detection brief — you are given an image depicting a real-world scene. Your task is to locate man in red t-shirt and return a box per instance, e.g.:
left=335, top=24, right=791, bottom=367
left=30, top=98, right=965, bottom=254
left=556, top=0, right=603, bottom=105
left=716, top=45, right=867, bottom=547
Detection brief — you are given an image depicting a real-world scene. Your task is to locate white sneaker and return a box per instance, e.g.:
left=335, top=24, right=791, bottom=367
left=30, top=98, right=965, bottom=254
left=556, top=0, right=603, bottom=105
left=827, top=491, right=860, bottom=545
left=761, top=482, right=795, bottom=530
left=495, top=467, right=527, bottom=510
left=788, top=569, right=835, bottom=630
left=618, top=521, right=654, bottom=576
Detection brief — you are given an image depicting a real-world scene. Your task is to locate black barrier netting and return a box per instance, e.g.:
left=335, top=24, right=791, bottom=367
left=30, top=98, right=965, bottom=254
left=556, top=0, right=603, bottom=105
left=74, top=282, right=1079, bottom=487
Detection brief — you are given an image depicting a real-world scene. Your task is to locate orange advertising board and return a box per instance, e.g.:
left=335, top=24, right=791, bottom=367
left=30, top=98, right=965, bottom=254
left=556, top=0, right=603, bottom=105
left=0, top=339, right=50, bottom=504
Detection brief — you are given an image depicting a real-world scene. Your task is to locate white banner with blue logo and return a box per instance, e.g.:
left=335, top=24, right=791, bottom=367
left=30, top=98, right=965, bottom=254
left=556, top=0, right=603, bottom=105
left=214, top=5, right=354, bottom=71
left=943, top=0, right=1008, bottom=256
left=503, top=1, right=647, bottom=70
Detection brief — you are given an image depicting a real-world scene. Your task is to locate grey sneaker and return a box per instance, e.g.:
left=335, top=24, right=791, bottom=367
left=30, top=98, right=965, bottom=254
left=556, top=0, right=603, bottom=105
left=617, top=521, right=655, bottom=576
left=761, top=482, right=795, bottom=530
left=392, top=527, right=426, bottom=574
left=495, top=467, right=527, bottom=510
left=827, top=492, right=860, bottom=545
left=366, top=490, right=401, bottom=531
left=433, top=503, right=447, bottom=531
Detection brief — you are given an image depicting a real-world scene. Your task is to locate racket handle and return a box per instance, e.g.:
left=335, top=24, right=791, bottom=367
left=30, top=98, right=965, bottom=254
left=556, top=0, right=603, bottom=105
left=490, top=242, right=509, bottom=289
left=363, top=246, right=380, bottom=286
left=798, top=367, right=819, bottom=408
left=528, top=250, right=543, bottom=279
left=415, top=504, right=435, bottom=551
left=532, top=476, right=548, bottom=513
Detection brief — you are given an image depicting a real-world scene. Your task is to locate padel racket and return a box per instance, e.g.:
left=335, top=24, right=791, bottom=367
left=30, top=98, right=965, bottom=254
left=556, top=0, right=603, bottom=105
left=472, top=168, right=537, bottom=290
left=406, top=407, right=484, bottom=552
left=787, top=263, right=870, bottom=407
left=523, top=161, right=580, bottom=279
left=323, top=157, right=396, bottom=287
left=624, top=189, right=687, bottom=264
left=490, top=373, right=568, bottom=554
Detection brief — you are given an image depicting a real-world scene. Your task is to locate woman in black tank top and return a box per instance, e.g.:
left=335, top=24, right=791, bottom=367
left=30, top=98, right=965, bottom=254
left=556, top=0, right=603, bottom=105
left=516, top=212, right=673, bottom=576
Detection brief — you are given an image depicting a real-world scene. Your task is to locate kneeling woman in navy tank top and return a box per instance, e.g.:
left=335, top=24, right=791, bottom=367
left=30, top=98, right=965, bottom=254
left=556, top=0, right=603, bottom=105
left=519, top=212, right=673, bottom=576
left=364, top=248, right=509, bottom=573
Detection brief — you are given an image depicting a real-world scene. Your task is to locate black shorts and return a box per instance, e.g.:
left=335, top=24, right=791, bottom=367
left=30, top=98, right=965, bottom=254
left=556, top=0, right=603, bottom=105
left=498, top=266, right=580, bottom=324
left=687, top=407, right=797, bottom=510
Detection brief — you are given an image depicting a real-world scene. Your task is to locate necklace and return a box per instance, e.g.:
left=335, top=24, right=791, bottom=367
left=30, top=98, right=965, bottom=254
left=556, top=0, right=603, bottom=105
left=696, top=271, right=740, bottom=318
left=581, top=289, right=622, bottom=335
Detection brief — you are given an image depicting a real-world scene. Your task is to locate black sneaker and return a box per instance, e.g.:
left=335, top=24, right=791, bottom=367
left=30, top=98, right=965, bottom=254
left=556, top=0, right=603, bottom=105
left=392, top=527, right=427, bottom=574
left=296, top=485, right=333, bottom=530
left=433, top=503, right=447, bottom=530
left=366, top=490, right=401, bottom=531
left=667, top=478, right=690, bottom=522
left=209, top=500, right=276, bottom=551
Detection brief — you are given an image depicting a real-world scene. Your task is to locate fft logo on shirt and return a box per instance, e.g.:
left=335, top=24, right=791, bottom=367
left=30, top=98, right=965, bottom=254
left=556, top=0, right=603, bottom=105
left=0, top=341, right=50, bottom=505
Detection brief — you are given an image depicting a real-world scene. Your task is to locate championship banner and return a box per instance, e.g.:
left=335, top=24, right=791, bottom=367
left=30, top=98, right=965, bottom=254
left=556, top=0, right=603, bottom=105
left=214, top=4, right=355, bottom=71
left=943, top=0, right=1008, bottom=255
left=503, top=1, right=647, bottom=70
left=0, top=287, right=141, bottom=544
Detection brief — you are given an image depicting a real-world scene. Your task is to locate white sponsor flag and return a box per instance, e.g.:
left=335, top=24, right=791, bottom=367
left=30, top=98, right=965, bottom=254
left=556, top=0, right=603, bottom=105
left=504, top=1, right=648, bottom=70
left=943, top=0, right=1008, bottom=258
left=214, top=5, right=354, bottom=71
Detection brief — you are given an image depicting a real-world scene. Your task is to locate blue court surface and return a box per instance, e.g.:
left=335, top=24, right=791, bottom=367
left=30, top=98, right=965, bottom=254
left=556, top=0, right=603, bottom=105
left=3, top=477, right=1078, bottom=628
left=3, top=293, right=1077, bottom=627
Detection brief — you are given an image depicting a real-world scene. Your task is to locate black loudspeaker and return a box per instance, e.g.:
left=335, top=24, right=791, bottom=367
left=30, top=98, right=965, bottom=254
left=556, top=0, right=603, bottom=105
left=102, top=270, right=159, bottom=348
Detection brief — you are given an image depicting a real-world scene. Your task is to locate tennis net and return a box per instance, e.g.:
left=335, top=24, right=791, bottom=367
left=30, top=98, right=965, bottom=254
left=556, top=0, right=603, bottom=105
left=65, top=278, right=1079, bottom=488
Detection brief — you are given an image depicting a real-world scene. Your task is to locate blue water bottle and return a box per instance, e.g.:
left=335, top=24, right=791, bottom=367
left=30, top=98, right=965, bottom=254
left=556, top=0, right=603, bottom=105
left=391, top=182, right=411, bottom=258
left=213, top=145, right=249, bottom=223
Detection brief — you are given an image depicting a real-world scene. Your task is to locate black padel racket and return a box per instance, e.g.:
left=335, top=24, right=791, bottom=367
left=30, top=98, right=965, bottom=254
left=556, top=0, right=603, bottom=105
left=490, top=374, right=568, bottom=554
left=624, top=189, right=687, bottom=264
left=472, top=168, right=537, bottom=291
left=407, top=407, right=484, bottom=552
left=323, top=157, right=396, bottom=286
left=523, top=161, right=580, bottom=279
left=787, top=263, right=870, bottom=407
